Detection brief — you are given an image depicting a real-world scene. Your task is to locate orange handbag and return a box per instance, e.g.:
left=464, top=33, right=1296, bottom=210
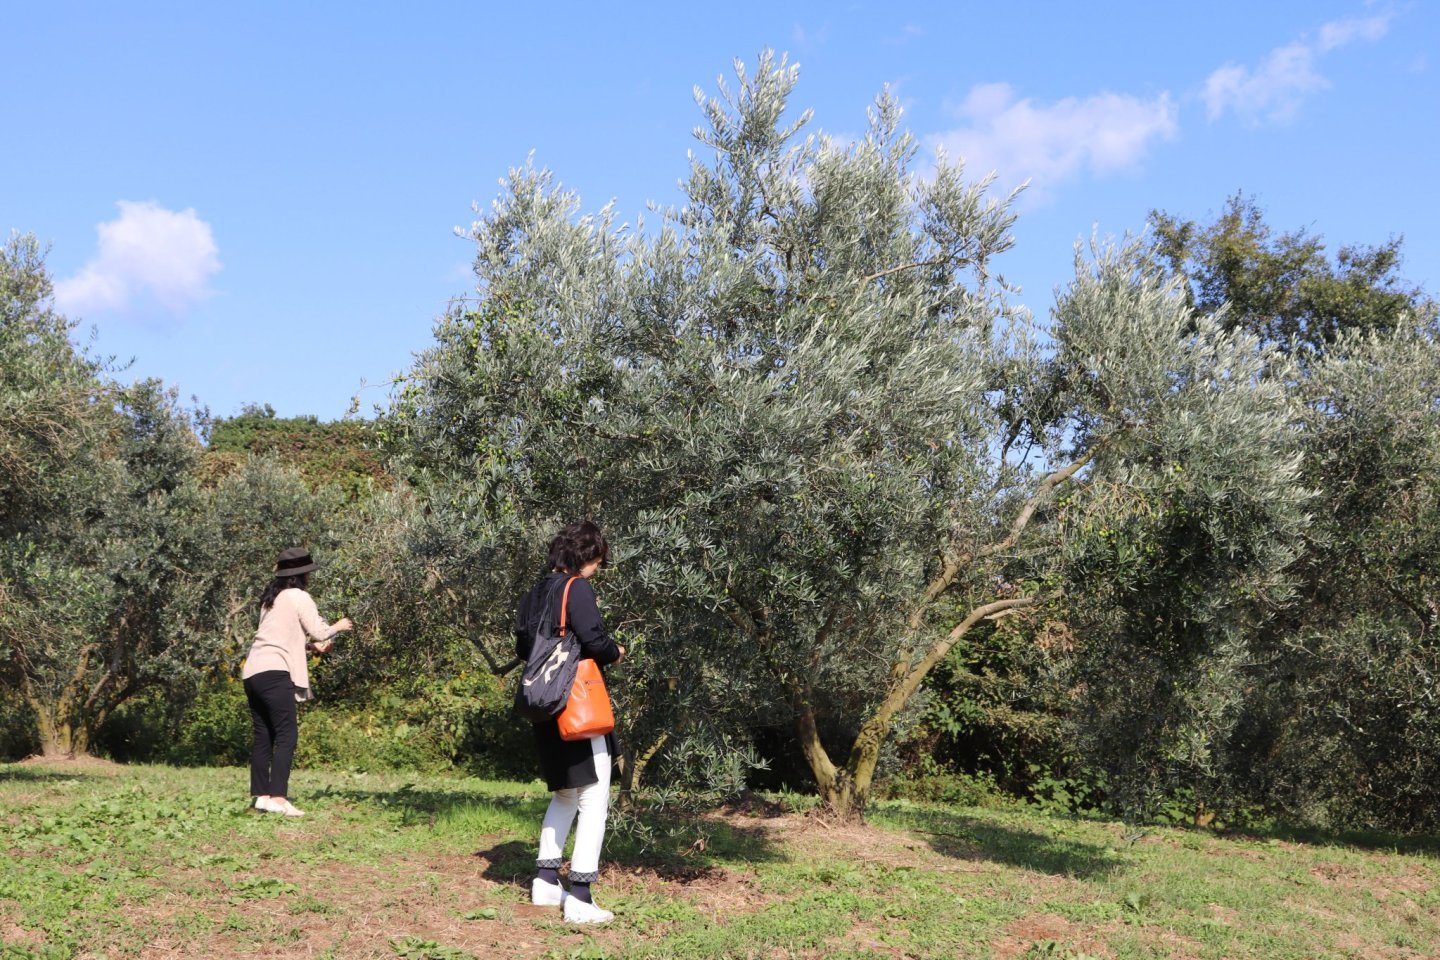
left=555, top=581, right=616, bottom=741
left=557, top=658, right=615, bottom=741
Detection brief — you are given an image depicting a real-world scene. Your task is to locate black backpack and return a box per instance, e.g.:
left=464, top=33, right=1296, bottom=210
left=513, top=576, right=581, bottom=723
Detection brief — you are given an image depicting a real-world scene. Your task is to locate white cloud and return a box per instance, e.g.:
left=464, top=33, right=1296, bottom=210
left=1317, top=13, right=1391, bottom=52
left=1203, top=43, right=1326, bottom=123
left=55, top=200, right=220, bottom=317
left=1203, top=12, right=1392, bottom=124
left=925, top=83, right=1177, bottom=197
left=791, top=21, right=830, bottom=50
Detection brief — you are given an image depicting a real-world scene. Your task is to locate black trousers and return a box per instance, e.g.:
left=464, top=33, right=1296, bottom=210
left=244, top=670, right=297, bottom=797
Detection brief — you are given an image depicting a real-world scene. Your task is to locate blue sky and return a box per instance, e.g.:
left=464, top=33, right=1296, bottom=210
left=5, top=2, right=1436, bottom=421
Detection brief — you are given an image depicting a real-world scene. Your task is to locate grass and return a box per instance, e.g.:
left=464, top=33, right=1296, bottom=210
left=1, top=762, right=1437, bottom=958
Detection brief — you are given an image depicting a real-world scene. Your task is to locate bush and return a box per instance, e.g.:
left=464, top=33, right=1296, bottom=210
left=172, top=682, right=252, bottom=766
left=291, top=672, right=534, bottom=777
left=89, top=669, right=536, bottom=778
left=1024, top=762, right=1105, bottom=817
left=94, top=681, right=250, bottom=765
left=93, top=692, right=170, bottom=763
left=881, top=767, right=1010, bottom=809
left=0, top=688, right=37, bottom=760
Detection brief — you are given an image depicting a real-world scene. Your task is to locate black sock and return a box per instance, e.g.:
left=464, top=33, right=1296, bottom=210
left=537, top=866, right=560, bottom=886
left=569, top=881, right=593, bottom=904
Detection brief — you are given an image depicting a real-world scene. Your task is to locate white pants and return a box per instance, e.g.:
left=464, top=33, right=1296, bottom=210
left=537, top=735, right=610, bottom=882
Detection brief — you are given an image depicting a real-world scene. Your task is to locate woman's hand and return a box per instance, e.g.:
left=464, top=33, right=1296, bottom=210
left=614, top=644, right=626, bottom=664
left=333, top=617, right=354, bottom=633
left=311, top=638, right=334, bottom=655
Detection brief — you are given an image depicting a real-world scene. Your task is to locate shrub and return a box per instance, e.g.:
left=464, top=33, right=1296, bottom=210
left=881, top=766, right=1009, bottom=809
left=0, top=688, right=37, bottom=760
left=289, top=672, right=534, bottom=777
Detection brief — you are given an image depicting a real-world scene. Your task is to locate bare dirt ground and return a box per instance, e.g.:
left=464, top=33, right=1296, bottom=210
left=113, top=811, right=839, bottom=959
left=108, top=806, right=1005, bottom=959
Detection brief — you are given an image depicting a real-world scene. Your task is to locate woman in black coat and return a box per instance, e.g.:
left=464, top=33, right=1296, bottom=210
left=514, top=521, right=623, bottom=924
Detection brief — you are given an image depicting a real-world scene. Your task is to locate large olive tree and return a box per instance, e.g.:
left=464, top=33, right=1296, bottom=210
left=391, top=56, right=1306, bottom=816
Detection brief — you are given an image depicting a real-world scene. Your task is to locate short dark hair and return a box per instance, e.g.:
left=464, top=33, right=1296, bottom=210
left=547, top=521, right=610, bottom=573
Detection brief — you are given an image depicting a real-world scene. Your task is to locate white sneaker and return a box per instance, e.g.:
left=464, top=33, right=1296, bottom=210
left=266, top=798, right=305, bottom=817
left=563, top=897, right=613, bottom=924
left=531, top=878, right=565, bottom=906
left=254, top=796, right=276, bottom=812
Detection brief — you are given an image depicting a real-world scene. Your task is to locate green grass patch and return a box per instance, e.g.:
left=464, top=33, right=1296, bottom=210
left=2, top=762, right=1437, bottom=958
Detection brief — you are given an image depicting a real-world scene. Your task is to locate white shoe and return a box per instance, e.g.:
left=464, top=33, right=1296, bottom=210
left=531, top=878, right=565, bottom=906
left=254, top=796, right=276, bottom=812
left=265, top=798, right=305, bottom=817
left=563, top=897, right=613, bottom=924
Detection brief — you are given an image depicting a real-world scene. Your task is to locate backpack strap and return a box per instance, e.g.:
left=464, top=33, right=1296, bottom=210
left=558, top=576, right=580, bottom=637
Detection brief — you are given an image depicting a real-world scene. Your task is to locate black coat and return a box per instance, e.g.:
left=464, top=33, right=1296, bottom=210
left=514, top=574, right=622, bottom=790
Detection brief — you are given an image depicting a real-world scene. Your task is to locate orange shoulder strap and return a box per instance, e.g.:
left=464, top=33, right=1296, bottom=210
left=558, top=576, right=580, bottom=636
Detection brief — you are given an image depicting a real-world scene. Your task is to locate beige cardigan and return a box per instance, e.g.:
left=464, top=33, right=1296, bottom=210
left=241, top=588, right=333, bottom=697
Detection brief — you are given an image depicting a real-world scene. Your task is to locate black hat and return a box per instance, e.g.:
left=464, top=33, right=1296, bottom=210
left=274, top=547, right=317, bottom=576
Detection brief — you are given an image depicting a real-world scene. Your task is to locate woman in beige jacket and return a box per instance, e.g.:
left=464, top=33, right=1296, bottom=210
left=241, top=547, right=352, bottom=817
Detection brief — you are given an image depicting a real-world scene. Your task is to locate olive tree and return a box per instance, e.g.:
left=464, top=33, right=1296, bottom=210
left=391, top=55, right=1307, bottom=816
left=1251, top=325, right=1440, bottom=830
left=1060, top=201, right=1440, bottom=827
left=1, top=233, right=116, bottom=755
left=1049, top=257, right=1313, bottom=821
left=0, top=238, right=338, bottom=757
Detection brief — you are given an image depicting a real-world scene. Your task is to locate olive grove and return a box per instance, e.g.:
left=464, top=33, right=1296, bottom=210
left=7, top=55, right=1439, bottom=832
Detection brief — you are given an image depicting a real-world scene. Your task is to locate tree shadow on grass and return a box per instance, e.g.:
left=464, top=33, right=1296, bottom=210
left=308, top=782, right=548, bottom=830
left=604, top=808, right=785, bottom=872
left=475, top=818, right=783, bottom=890
left=881, top=806, right=1125, bottom=880
left=0, top=767, right=100, bottom=784
left=308, top=782, right=785, bottom=876
left=1222, top=822, right=1440, bottom=860
left=473, top=838, right=536, bottom=884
